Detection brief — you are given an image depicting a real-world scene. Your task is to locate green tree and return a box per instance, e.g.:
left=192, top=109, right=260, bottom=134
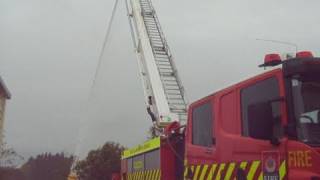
left=21, top=152, right=74, bottom=180
left=75, top=142, right=125, bottom=180
left=0, top=140, right=22, bottom=167
left=0, top=167, right=25, bottom=180
left=0, top=140, right=24, bottom=180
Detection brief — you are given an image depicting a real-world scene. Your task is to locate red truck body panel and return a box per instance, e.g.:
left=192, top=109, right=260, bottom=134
left=121, top=57, right=320, bottom=179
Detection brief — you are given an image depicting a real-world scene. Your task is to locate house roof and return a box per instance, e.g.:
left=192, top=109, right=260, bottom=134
left=0, top=76, right=11, bottom=99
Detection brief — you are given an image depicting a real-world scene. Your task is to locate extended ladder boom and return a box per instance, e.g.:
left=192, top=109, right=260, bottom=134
left=126, top=0, right=187, bottom=127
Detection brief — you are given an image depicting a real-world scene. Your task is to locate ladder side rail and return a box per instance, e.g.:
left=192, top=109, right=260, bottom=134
left=125, top=0, right=138, bottom=50
left=140, top=0, right=188, bottom=124
left=127, top=0, right=153, bottom=113
left=130, top=0, right=177, bottom=124
left=146, top=0, right=188, bottom=110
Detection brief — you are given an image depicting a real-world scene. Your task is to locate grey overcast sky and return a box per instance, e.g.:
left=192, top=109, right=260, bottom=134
left=1, top=0, right=320, bottom=159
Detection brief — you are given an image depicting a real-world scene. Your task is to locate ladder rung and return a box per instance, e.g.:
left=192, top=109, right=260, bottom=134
left=158, top=66, right=172, bottom=70
left=164, top=82, right=179, bottom=86
left=156, top=61, right=170, bottom=65
left=170, top=108, right=187, bottom=111
left=159, top=67, right=172, bottom=70
left=155, top=60, right=170, bottom=63
left=154, top=54, right=168, bottom=58
left=165, top=87, right=179, bottom=90
left=168, top=98, right=184, bottom=102
left=169, top=102, right=186, bottom=106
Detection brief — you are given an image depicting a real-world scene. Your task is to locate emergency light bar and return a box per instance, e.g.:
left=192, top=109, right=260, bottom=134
left=259, top=53, right=282, bottom=67
left=296, top=51, right=314, bottom=58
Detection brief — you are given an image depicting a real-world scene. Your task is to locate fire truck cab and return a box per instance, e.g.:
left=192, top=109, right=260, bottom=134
left=121, top=51, right=320, bottom=180
left=185, top=51, right=320, bottom=180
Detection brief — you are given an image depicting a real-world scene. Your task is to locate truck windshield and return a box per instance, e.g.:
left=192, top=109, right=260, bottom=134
left=291, top=75, right=320, bottom=145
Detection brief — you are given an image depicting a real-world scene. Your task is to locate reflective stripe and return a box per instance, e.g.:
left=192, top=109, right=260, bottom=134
left=279, top=160, right=286, bottom=180
left=191, top=165, right=195, bottom=175
left=126, top=169, right=161, bottom=180
left=122, top=137, right=160, bottom=159
left=158, top=169, right=161, bottom=180
left=247, top=161, right=260, bottom=180
left=193, top=165, right=201, bottom=180
left=258, top=172, right=263, bottom=180
left=206, top=164, right=217, bottom=180
left=133, top=172, right=136, bottom=180
left=181, top=160, right=290, bottom=180
left=152, top=169, right=157, bottom=179
left=146, top=170, right=151, bottom=179
left=224, top=163, right=235, bottom=180
left=240, top=161, right=248, bottom=169
left=184, top=160, right=188, bottom=177
left=199, top=164, right=208, bottom=180
left=215, top=163, right=225, bottom=180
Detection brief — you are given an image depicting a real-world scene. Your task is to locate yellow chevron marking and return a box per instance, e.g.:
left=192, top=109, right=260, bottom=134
left=247, top=161, right=260, bottom=180
left=240, top=161, right=248, bottom=170
left=279, top=160, right=286, bottom=180
left=215, top=163, right=225, bottom=180
left=154, top=169, right=159, bottom=180
left=191, top=165, right=195, bottom=173
left=258, top=172, right=263, bottom=180
left=147, top=170, right=151, bottom=179
left=184, top=167, right=188, bottom=178
left=143, top=171, right=146, bottom=180
left=137, top=171, right=141, bottom=180
left=206, top=164, right=217, bottom=180
left=193, top=165, right=201, bottom=180
left=224, top=163, right=235, bottom=180
left=184, top=160, right=188, bottom=177
left=150, top=170, right=154, bottom=180
left=155, top=169, right=159, bottom=180
left=199, top=164, right=209, bottom=180
left=145, top=170, right=149, bottom=179
left=151, top=169, right=156, bottom=179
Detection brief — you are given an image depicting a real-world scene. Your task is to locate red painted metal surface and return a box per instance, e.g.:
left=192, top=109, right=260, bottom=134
left=111, top=173, right=121, bottom=180
left=160, top=140, right=176, bottom=180
left=121, top=56, right=320, bottom=179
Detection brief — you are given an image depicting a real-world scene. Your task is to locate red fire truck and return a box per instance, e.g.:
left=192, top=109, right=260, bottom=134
left=121, top=52, right=320, bottom=180
left=122, top=0, right=320, bottom=179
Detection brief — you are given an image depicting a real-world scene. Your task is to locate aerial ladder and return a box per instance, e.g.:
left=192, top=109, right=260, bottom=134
left=68, top=0, right=187, bottom=179
left=126, top=0, right=188, bottom=130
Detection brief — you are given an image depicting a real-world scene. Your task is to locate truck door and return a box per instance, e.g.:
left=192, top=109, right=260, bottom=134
left=185, top=99, right=217, bottom=179
left=235, top=70, right=287, bottom=180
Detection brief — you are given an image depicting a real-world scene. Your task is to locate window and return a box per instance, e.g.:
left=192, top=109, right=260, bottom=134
left=241, top=77, right=280, bottom=140
left=192, top=102, right=214, bottom=147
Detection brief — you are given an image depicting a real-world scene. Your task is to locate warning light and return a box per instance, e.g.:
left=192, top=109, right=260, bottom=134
left=259, top=53, right=282, bottom=67
left=296, top=51, right=314, bottom=58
